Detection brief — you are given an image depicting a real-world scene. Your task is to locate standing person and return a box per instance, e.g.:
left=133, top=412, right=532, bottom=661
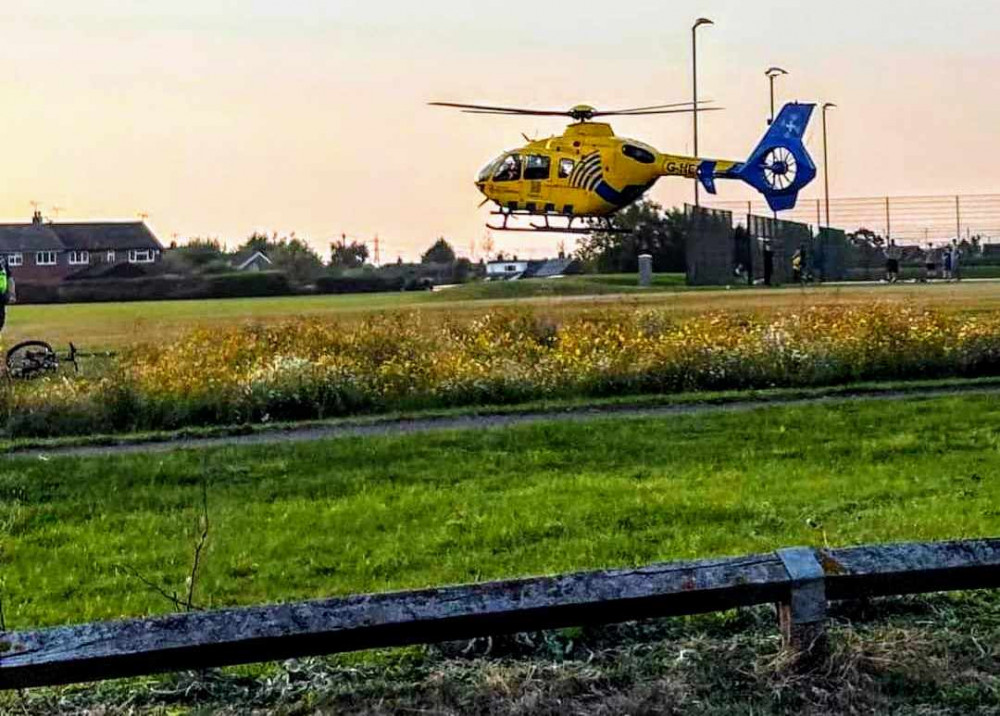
left=0, top=255, right=15, bottom=332
left=924, top=243, right=937, bottom=281
left=951, top=241, right=962, bottom=281
left=763, top=240, right=774, bottom=287
left=885, top=239, right=902, bottom=283
left=791, top=246, right=804, bottom=284
left=943, top=243, right=953, bottom=281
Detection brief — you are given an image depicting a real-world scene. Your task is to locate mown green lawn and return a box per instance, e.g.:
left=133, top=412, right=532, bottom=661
left=6, top=275, right=1000, bottom=349
left=3, top=394, right=999, bottom=631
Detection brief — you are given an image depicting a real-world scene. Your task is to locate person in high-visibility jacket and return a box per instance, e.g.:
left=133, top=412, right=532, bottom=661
left=791, top=247, right=804, bottom=284
left=0, top=256, right=15, bottom=332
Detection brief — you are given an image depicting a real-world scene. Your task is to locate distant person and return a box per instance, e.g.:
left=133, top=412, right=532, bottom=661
left=885, top=239, right=902, bottom=283
left=763, top=241, right=774, bottom=286
left=791, top=246, right=804, bottom=284
left=950, top=242, right=962, bottom=281
left=943, top=244, right=953, bottom=281
left=924, top=243, right=937, bottom=281
left=0, top=255, right=15, bottom=332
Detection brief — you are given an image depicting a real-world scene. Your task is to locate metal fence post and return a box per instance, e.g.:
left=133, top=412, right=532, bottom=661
left=777, top=547, right=828, bottom=664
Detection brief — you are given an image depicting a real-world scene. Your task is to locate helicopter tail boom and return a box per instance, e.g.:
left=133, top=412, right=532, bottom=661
left=697, top=102, right=817, bottom=212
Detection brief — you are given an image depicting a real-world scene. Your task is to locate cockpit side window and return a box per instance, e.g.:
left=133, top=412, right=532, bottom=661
left=558, top=158, right=575, bottom=178
left=622, top=144, right=656, bottom=164
left=523, top=154, right=551, bottom=180
left=493, top=154, right=522, bottom=182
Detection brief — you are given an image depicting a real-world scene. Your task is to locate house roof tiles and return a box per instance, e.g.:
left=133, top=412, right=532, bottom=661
left=0, top=221, right=162, bottom=253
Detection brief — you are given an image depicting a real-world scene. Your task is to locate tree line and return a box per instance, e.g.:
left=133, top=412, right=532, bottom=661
left=165, top=233, right=470, bottom=287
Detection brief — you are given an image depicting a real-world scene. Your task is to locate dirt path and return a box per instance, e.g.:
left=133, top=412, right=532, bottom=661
left=7, top=384, right=997, bottom=461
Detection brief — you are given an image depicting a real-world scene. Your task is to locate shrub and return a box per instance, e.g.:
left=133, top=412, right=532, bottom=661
left=315, top=275, right=406, bottom=294
left=5, top=304, right=1000, bottom=438
left=15, top=272, right=292, bottom=304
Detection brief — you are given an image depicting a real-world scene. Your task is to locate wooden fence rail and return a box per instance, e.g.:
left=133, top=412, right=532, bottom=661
left=2, top=538, right=1000, bottom=690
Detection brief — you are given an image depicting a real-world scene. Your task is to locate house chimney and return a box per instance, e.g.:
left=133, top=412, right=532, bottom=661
left=31, top=210, right=43, bottom=225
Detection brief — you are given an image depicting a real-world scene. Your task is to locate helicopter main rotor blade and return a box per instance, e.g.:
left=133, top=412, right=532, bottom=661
left=593, top=107, right=724, bottom=117
left=430, top=101, right=571, bottom=116
left=460, top=109, right=573, bottom=116
left=604, top=100, right=714, bottom=114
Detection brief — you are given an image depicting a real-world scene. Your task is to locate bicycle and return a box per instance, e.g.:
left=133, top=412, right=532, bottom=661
left=5, top=340, right=114, bottom=380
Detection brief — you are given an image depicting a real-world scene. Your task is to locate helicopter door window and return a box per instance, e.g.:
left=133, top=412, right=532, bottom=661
left=493, top=154, right=522, bottom=182
left=558, top=158, right=575, bottom=178
left=523, top=155, right=550, bottom=180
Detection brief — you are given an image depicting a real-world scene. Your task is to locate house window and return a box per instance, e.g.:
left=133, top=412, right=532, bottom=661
left=7, top=253, right=22, bottom=267
left=35, top=251, right=57, bottom=266
left=69, top=250, right=90, bottom=265
left=107, top=250, right=116, bottom=263
left=129, top=249, right=155, bottom=263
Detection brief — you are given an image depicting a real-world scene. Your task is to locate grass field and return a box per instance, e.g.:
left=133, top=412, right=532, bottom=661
left=5, top=278, right=1000, bottom=711
left=5, top=276, right=1000, bottom=349
left=4, top=393, right=999, bottom=631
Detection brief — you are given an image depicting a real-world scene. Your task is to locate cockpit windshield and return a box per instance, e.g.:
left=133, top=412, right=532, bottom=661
left=492, top=154, right=522, bottom=182
left=477, top=158, right=500, bottom=183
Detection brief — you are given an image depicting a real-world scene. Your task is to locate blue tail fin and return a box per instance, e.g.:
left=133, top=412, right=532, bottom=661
left=732, top=103, right=817, bottom=212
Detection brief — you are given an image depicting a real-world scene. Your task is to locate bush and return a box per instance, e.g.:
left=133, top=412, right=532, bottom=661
left=315, top=275, right=405, bottom=294
left=6, top=305, right=1000, bottom=439
left=202, top=272, right=291, bottom=298
left=15, top=272, right=292, bottom=304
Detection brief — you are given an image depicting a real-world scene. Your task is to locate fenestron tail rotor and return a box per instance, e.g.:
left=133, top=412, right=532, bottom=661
left=430, top=100, right=721, bottom=122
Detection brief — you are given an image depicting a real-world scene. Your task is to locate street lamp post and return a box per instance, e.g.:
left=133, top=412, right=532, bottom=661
left=822, top=102, right=837, bottom=228
left=692, top=17, right=713, bottom=207
left=765, top=67, right=788, bottom=125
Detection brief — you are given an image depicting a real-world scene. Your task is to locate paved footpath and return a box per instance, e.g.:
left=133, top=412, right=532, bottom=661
left=7, top=384, right=998, bottom=461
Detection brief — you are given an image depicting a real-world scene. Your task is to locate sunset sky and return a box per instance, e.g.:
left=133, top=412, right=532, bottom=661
left=1, top=1, right=997, bottom=260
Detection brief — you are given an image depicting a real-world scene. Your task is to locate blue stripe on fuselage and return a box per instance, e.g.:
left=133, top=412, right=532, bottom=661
left=595, top=180, right=656, bottom=206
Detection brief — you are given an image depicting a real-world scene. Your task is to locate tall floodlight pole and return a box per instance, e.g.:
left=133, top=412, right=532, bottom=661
left=822, top=102, right=837, bottom=227
left=692, top=17, right=714, bottom=207
left=765, top=67, right=788, bottom=125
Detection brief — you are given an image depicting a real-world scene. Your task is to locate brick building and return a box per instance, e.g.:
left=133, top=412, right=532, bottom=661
left=0, top=211, right=164, bottom=284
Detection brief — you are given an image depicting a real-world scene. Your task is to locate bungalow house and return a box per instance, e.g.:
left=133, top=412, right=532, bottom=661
left=485, top=258, right=577, bottom=280
left=230, top=249, right=273, bottom=272
left=486, top=259, right=530, bottom=279
left=0, top=211, right=163, bottom=284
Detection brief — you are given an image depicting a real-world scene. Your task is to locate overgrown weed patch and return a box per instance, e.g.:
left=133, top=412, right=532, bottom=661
left=6, top=304, right=1000, bottom=438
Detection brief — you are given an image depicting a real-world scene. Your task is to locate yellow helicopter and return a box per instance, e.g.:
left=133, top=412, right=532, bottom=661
left=431, top=100, right=817, bottom=233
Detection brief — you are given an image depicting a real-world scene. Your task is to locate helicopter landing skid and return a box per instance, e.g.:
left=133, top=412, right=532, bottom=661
left=486, top=211, right=628, bottom=235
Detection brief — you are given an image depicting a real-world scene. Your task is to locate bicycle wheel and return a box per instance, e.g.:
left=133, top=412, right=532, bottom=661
left=6, top=340, right=58, bottom=379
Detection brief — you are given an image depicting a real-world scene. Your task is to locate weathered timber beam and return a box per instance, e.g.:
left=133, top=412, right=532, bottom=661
left=777, top=547, right=829, bottom=664
left=0, top=553, right=787, bottom=690
left=822, top=538, right=1000, bottom=600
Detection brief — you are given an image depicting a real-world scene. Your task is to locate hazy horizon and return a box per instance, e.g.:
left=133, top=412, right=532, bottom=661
left=2, top=0, right=998, bottom=260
